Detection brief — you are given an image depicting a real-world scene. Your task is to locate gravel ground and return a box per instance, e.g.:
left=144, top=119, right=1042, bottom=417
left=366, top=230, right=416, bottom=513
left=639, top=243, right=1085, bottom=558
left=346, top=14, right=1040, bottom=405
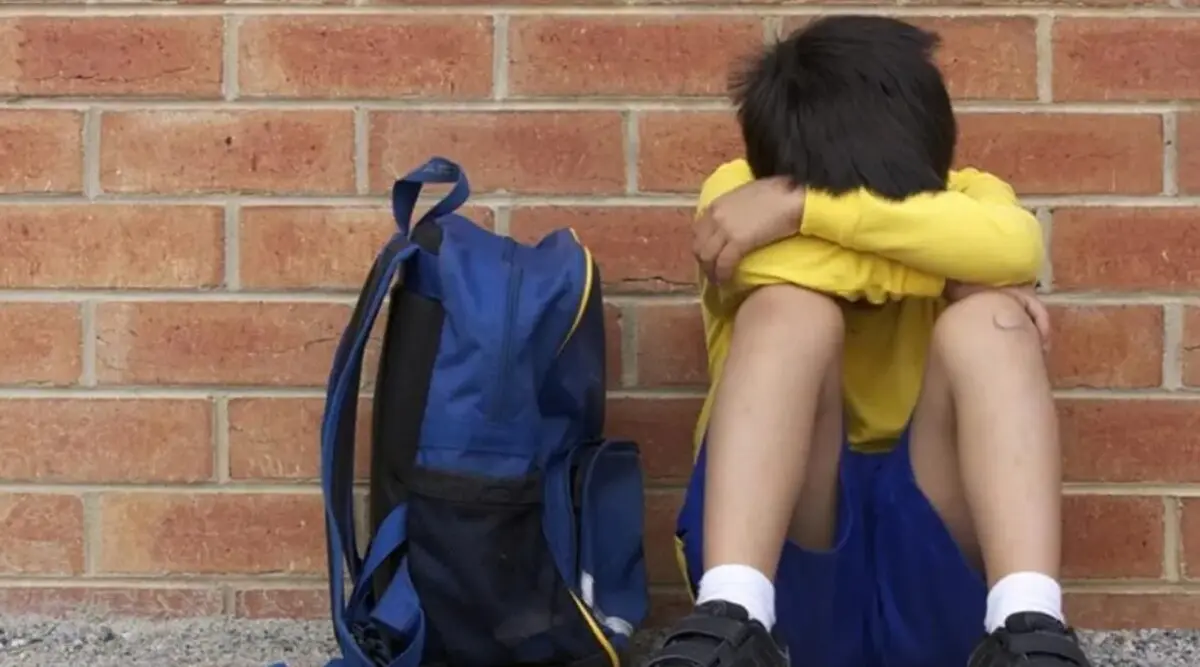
left=0, top=616, right=1198, bottom=666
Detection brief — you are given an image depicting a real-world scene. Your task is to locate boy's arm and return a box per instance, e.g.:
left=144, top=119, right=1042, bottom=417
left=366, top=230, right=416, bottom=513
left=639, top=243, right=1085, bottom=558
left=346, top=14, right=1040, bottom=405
left=800, top=168, right=1044, bottom=287
left=698, top=160, right=946, bottom=304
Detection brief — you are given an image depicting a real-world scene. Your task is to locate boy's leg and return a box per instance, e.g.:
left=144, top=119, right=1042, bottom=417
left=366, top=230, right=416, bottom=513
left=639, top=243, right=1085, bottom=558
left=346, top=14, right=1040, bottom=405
left=704, top=285, right=846, bottom=570
left=884, top=291, right=1090, bottom=666
left=647, top=284, right=849, bottom=666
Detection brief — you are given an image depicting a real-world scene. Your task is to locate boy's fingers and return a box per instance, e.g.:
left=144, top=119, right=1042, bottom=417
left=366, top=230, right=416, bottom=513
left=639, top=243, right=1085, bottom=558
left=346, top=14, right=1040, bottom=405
left=696, top=231, right=729, bottom=284
left=691, top=213, right=715, bottom=259
left=1031, top=302, right=1052, bottom=349
left=1013, top=292, right=1052, bottom=350
left=714, top=242, right=742, bottom=284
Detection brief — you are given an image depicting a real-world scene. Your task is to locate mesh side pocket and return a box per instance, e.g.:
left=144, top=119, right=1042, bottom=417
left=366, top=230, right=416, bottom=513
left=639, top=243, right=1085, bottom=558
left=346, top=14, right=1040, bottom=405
left=406, top=465, right=600, bottom=667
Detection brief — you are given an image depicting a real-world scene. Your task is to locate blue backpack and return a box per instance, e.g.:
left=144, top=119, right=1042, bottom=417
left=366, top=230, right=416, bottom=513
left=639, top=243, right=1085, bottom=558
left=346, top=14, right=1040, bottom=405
left=318, top=157, right=650, bottom=667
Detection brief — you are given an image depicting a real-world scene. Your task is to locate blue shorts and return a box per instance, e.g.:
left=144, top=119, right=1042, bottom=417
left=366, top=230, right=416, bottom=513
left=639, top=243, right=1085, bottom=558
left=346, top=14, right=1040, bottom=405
left=675, top=424, right=987, bottom=667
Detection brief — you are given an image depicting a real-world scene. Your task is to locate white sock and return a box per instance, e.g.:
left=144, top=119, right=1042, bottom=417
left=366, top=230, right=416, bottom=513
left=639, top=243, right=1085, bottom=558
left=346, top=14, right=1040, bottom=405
left=696, top=563, right=776, bottom=629
left=984, top=571, right=1064, bottom=632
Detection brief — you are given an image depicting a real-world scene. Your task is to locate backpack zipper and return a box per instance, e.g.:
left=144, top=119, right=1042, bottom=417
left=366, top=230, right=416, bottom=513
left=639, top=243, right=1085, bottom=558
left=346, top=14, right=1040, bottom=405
left=490, top=238, right=521, bottom=418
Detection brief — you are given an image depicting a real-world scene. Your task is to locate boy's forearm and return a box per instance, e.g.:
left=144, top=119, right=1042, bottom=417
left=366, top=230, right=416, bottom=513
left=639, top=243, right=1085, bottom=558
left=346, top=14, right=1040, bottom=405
left=797, top=170, right=1044, bottom=287
left=696, top=159, right=945, bottom=303
left=726, top=235, right=945, bottom=305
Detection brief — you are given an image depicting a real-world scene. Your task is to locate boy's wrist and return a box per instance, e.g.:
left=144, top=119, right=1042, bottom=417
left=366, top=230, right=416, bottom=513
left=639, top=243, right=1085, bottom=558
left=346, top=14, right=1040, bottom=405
left=758, top=178, right=806, bottom=236
left=776, top=179, right=807, bottom=231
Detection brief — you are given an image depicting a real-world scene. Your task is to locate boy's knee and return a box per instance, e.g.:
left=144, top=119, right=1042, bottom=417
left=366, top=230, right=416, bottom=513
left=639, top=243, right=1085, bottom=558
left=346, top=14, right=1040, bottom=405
left=736, top=285, right=845, bottom=351
left=932, top=291, right=1042, bottom=360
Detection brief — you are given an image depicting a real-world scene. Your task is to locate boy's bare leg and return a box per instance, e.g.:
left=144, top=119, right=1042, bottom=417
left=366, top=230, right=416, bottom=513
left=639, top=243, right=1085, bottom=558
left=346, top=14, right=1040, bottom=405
left=699, top=284, right=846, bottom=627
left=908, top=291, right=1064, bottom=632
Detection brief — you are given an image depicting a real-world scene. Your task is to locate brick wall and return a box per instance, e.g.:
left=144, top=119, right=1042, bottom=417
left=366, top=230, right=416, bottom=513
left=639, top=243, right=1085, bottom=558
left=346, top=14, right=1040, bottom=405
left=0, top=0, right=1196, bottom=630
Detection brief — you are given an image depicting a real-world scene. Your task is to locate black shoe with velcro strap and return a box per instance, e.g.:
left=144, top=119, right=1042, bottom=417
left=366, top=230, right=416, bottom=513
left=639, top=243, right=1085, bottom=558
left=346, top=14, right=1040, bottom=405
left=968, top=612, right=1093, bottom=667
left=643, top=600, right=789, bottom=667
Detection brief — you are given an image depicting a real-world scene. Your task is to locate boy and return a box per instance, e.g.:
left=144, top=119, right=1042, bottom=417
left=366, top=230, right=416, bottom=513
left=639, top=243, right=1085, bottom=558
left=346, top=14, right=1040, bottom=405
left=642, top=16, right=1094, bottom=667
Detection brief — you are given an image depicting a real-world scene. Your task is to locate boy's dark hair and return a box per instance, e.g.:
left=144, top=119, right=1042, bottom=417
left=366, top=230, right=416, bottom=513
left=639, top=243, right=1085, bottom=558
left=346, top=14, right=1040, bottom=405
left=731, top=15, right=957, bottom=200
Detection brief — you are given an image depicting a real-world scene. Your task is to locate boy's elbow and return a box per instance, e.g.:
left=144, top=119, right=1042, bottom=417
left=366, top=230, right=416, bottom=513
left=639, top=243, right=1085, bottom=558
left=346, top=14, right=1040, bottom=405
left=998, top=232, right=1045, bottom=284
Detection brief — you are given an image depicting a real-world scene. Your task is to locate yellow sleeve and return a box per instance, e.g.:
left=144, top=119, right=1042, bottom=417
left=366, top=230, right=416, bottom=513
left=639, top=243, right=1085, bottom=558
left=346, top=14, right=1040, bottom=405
left=698, top=160, right=945, bottom=306
left=799, top=168, right=1044, bottom=287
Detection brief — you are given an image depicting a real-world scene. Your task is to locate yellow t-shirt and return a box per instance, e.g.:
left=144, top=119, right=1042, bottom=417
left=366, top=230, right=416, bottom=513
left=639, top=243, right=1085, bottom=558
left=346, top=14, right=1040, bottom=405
left=692, top=159, right=1045, bottom=453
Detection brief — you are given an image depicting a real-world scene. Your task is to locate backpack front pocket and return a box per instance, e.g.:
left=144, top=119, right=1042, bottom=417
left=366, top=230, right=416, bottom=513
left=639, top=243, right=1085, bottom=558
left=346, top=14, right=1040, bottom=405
left=405, top=465, right=603, bottom=667
left=573, top=439, right=650, bottom=643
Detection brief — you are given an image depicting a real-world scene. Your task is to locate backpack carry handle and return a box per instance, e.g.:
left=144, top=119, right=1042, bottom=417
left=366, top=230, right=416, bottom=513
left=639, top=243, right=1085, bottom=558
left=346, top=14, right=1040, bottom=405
left=391, top=156, right=471, bottom=237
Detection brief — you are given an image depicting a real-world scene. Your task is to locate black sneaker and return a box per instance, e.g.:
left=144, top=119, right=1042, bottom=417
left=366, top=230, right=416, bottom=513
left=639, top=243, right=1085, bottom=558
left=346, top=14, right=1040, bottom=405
left=642, top=600, right=789, bottom=667
left=968, top=612, right=1092, bottom=667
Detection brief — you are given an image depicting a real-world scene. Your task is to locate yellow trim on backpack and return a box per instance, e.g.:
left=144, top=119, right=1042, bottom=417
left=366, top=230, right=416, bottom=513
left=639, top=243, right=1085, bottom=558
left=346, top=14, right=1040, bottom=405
left=557, top=234, right=615, bottom=665
left=569, top=591, right=621, bottom=667
left=559, top=229, right=595, bottom=354
left=674, top=535, right=697, bottom=603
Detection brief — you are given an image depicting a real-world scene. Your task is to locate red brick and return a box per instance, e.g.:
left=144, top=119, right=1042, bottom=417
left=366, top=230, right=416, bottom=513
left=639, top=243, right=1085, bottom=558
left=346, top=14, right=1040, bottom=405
left=0, top=303, right=81, bottom=386
left=240, top=16, right=492, bottom=99
left=956, top=114, right=1162, bottom=195
left=0, top=494, right=84, bottom=575
left=0, top=110, right=82, bottom=194
left=235, top=588, right=329, bottom=619
left=636, top=303, right=708, bottom=388
left=919, top=17, right=1037, bottom=100
left=0, top=399, right=213, bottom=483
left=0, top=205, right=222, bottom=289
left=1061, top=495, right=1163, bottom=580
left=782, top=16, right=1037, bottom=100
left=240, top=207, right=389, bottom=290
left=0, top=586, right=223, bottom=618
left=239, top=206, right=492, bottom=290
left=100, top=111, right=355, bottom=195
left=1047, top=306, right=1162, bottom=389
left=1178, top=309, right=1200, bottom=387
left=1176, top=114, right=1200, bottom=194
left=1054, top=19, right=1200, bottom=101
left=1059, top=400, right=1200, bottom=484
left=644, top=489, right=685, bottom=585
left=638, top=111, right=741, bottom=193
left=1179, top=499, right=1200, bottom=578
left=370, top=112, right=625, bottom=195
left=510, top=207, right=695, bottom=293
left=606, top=397, right=702, bottom=483
left=228, top=397, right=369, bottom=481
left=509, top=17, right=759, bottom=97
left=0, top=17, right=222, bottom=97
left=604, top=304, right=624, bottom=389
left=1067, top=593, right=1200, bottom=630
left=98, top=492, right=324, bottom=575
left=95, top=302, right=348, bottom=387
left=1052, top=208, right=1200, bottom=291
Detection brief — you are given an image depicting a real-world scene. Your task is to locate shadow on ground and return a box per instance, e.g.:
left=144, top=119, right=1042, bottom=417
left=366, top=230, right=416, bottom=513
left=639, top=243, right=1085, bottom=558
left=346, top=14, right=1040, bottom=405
left=0, top=616, right=1197, bottom=666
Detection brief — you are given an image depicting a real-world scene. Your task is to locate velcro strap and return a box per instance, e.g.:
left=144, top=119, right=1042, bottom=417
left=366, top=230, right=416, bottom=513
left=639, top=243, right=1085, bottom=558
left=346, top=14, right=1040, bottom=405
left=643, top=613, right=761, bottom=667
left=1005, top=631, right=1089, bottom=664
left=662, top=613, right=753, bottom=646
left=645, top=641, right=720, bottom=667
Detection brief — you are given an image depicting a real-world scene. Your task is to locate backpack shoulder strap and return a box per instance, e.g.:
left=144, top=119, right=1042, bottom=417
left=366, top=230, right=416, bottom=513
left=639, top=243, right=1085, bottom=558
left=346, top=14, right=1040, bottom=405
left=320, top=157, right=473, bottom=667
left=321, top=231, right=422, bottom=667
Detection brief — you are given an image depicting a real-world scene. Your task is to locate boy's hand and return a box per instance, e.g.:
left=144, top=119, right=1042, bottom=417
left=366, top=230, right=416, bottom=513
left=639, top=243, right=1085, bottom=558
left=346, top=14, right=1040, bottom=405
left=944, top=281, right=1051, bottom=351
left=693, top=177, right=806, bottom=284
